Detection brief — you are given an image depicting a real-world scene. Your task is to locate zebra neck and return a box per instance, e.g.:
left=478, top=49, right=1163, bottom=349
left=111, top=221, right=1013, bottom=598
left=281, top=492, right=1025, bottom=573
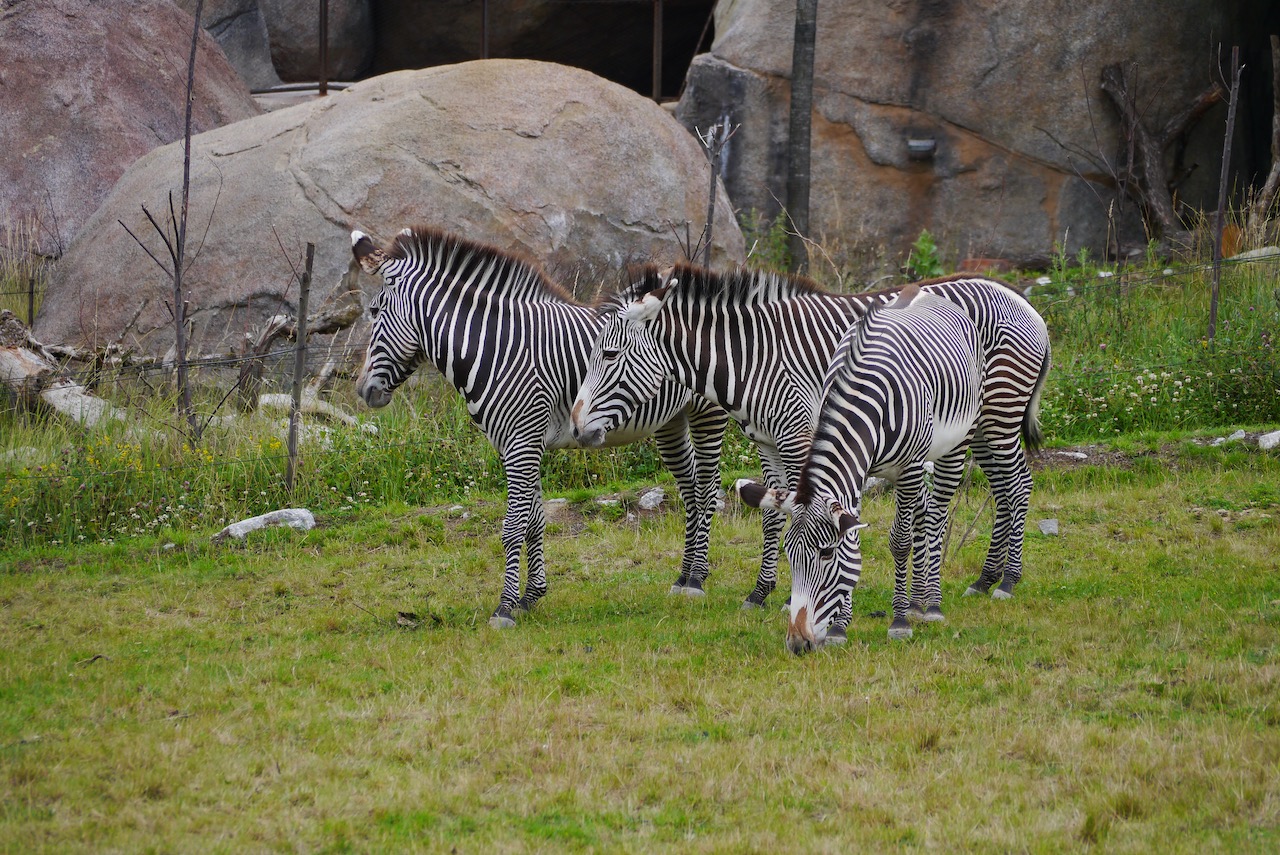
left=655, top=291, right=865, bottom=410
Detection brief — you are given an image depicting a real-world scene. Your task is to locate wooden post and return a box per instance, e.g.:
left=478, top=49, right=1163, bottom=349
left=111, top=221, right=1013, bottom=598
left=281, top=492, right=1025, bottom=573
left=652, top=0, right=664, bottom=101
left=286, top=243, right=314, bottom=492
left=319, top=0, right=329, bottom=96
left=27, top=276, right=35, bottom=327
left=1210, top=47, right=1243, bottom=346
left=481, top=0, right=489, bottom=59
left=786, top=0, right=818, bottom=273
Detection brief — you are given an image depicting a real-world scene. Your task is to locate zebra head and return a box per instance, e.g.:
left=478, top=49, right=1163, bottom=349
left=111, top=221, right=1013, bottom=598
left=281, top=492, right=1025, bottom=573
left=735, top=479, right=867, bottom=655
left=353, top=229, right=424, bottom=408
left=571, top=270, right=676, bottom=447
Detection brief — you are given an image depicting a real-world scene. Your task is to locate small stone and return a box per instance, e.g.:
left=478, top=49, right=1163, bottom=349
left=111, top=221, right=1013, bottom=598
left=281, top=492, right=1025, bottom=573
left=161, top=542, right=176, bottom=551
left=1258, top=430, right=1280, bottom=451
left=1055, top=451, right=1088, bottom=460
left=1037, top=518, right=1059, bottom=536
left=1228, top=429, right=1247, bottom=442
left=638, top=487, right=665, bottom=511
left=213, top=508, right=315, bottom=543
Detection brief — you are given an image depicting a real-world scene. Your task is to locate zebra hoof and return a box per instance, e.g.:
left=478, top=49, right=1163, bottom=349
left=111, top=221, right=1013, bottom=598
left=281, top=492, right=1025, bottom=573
left=991, top=587, right=1014, bottom=600
left=887, top=618, right=913, bottom=640
left=963, top=583, right=990, bottom=597
left=679, top=586, right=707, bottom=599
left=741, top=599, right=764, bottom=611
left=906, top=599, right=926, bottom=619
left=825, top=625, right=848, bottom=645
left=922, top=605, right=946, bottom=622
left=488, top=610, right=517, bottom=630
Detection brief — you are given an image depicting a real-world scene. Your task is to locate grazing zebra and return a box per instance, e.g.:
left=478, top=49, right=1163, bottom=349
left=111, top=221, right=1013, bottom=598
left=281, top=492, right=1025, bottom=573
left=352, top=226, right=730, bottom=628
left=737, top=285, right=986, bottom=649
left=571, top=263, right=1050, bottom=631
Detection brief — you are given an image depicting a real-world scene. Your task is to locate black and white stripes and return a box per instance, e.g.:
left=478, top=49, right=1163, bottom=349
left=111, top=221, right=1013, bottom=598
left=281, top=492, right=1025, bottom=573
left=571, top=264, right=1051, bottom=631
left=353, top=227, right=729, bottom=627
left=739, top=287, right=986, bottom=648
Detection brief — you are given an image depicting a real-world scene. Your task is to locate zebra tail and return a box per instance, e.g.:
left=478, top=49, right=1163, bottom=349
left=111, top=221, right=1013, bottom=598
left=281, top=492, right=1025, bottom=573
left=1022, top=347, right=1051, bottom=451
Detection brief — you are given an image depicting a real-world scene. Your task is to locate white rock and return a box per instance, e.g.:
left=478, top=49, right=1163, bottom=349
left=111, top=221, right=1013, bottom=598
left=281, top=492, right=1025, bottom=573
left=1231, top=246, right=1280, bottom=262
left=1054, top=451, right=1088, bottom=460
left=1037, top=518, right=1059, bottom=536
left=638, top=487, right=665, bottom=511
left=1035, top=276, right=1052, bottom=286
left=1259, top=430, right=1280, bottom=451
left=213, top=508, right=315, bottom=542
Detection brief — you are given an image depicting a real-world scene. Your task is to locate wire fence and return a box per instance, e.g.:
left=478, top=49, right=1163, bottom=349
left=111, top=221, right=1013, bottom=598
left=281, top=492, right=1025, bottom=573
left=3, top=252, right=1279, bottom=493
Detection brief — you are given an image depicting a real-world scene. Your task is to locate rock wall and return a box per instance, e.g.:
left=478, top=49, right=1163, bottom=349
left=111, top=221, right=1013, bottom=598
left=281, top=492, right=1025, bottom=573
left=0, top=0, right=261, bottom=259
left=678, top=0, right=1270, bottom=270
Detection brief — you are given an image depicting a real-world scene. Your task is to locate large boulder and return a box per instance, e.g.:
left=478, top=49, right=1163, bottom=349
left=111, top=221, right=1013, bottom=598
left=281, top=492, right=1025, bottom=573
left=177, top=0, right=282, bottom=91
left=678, top=0, right=1263, bottom=269
left=36, top=60, right=746, bottom=357
left=0, top=0, right=262, bottom=259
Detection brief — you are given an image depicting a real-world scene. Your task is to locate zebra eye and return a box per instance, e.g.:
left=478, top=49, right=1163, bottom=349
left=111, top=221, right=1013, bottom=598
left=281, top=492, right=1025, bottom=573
left=818, top=545, right=836, bottom=562
left=368, top=303, right=381, bottom=320
left=601, top=348, right=621, bottom=361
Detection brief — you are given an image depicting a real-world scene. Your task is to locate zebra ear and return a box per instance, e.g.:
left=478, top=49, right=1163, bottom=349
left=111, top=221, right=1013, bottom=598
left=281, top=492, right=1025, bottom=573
left=352, top=231, right=387, bottom=275
left=735, top=480, right=799, bottom=516
left=625, top=284, right=674, bottom=324
left=828, top=500, right=867, bottom=538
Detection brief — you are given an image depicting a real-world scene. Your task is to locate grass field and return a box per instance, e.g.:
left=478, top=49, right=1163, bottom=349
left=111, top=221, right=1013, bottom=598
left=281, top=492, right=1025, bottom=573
left=3, top=440, right=1279, bottom=851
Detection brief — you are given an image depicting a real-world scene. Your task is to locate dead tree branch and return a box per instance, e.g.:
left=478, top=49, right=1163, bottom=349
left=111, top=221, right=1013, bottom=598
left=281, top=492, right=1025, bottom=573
left=1099, top=62, right=1226, bottom=248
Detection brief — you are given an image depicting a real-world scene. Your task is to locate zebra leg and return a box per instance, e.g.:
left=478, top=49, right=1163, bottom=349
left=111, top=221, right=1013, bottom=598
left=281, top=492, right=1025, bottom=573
left=906, top=486, right=930, bottom=620
left=688, top=403, right=729, bottom=588
left=516, top=495, right=548, bottom=612
left=489, top=447, right=543, bottom=629
left=888, top=478, right=923, bottom=639
left=743, top=451, right=789, bottom=609
left=654, top=416, right=707, bottom=596
left=917, top=451, right=967, bottom=622
left=964, top=439, right=1027, bottom=599
left=983, top=442, right=1034, bottom=599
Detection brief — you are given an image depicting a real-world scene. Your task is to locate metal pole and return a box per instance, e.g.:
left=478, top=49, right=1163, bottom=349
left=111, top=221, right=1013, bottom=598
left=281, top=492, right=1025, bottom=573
left=319, top=0, right=329, bottom=96
left=652, top=0, right=663, bottom=101
left=1210, top=46, right=1242, bottom=346
left=286, top=243, right=313, bottom=492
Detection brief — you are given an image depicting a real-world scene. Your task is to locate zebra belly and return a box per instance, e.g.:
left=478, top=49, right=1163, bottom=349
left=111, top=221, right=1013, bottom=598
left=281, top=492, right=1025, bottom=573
left=545, top=416, right=655, bottom=450
left=926, top=413, right=975, bottom=461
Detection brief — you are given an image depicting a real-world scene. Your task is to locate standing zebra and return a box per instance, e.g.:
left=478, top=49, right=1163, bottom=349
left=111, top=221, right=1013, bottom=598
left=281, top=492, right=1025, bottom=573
left=737, top=285, right=986, bottom=649
left=352, top=226, right=729, bottom=628
left=571, top=263, right=1050, bottom=630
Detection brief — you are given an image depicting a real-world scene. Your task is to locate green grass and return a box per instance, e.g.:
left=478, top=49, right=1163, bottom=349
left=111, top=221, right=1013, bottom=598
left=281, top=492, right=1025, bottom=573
left=2, top=445, right=1279, bottom=851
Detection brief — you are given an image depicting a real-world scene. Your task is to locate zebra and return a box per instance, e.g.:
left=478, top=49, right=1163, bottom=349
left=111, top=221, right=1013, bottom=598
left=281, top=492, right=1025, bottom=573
left=352, top=226, right=730, bottom=628
left=736, top=284, right=986, bottom=649
left=570, top=263, right=1050, bottom=633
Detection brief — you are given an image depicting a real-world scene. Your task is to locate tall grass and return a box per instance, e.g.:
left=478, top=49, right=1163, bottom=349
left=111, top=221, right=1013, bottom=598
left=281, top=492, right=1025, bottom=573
left=0, top=373, right=761, bottom=548
left=3, top=221, right=1279, bottom=548
left=0, top=219, right=47, bottom=321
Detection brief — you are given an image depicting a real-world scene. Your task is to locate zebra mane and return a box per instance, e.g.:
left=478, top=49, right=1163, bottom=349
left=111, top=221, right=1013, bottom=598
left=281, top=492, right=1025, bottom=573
left=386, top=225, right=581, bottom=304
left=626, top=261, right=831, bottom=305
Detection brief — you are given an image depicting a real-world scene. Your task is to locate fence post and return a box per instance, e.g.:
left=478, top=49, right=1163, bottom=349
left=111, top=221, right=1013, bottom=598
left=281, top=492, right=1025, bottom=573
left=652, top=0, right=663, bottom=101
left=27, top=276, right=35, bottom=327
left=1210, top=46, right=1242, bottom=345
left=318, top=0, right=329, bottom=96
left=286, top=243, right=313, bottom=492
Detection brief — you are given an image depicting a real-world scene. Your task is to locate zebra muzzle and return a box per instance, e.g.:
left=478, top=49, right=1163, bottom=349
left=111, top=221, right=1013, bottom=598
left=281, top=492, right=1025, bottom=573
left=786, top=604, right=820, bottom=655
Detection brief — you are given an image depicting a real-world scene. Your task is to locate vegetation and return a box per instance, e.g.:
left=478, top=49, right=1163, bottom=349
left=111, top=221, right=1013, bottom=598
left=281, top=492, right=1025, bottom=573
left=2, top=445, right=1279, bottom=850
left=3, top=216, right=1280, bottom=847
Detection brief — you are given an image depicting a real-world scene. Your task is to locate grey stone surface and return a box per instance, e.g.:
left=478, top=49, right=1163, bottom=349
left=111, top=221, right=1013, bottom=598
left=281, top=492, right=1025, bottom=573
left=0, top=0, right=261, bottom=258
left=37, top=61, right=745, bottom=356
left=677, top=0, right=1253, bottom=270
